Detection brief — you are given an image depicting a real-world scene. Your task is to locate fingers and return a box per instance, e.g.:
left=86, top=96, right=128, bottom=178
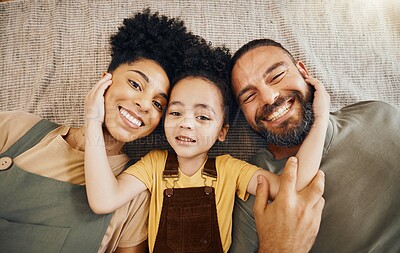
left=84, top=72, right=113, bottom=125
left=277, top=157, right=298, bottom=196
left=88, top=73, right=112, bottom=97
left=254, top=175, right=270, bottom=216
left=301, top=170, right=325, bottom=206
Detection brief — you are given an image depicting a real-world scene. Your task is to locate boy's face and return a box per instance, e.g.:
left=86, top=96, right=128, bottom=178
left=164, top=77, right=228, bottom=160
left=103, top=59, right=169, bottom=142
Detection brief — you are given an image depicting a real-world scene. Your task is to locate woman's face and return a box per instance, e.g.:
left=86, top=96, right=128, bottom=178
left=104, top=59, right=170, bottom=143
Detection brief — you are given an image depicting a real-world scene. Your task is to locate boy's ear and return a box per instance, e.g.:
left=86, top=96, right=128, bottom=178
left=218, top=124, right=229, bottom=142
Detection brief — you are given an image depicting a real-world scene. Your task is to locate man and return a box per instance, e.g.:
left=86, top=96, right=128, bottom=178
left=229, top=39, right=400, bottom=253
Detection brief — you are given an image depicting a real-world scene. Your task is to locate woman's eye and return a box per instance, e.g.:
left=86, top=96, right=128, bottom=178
left=153, top=101, right=163, bottom=111
left=129, top=80, right=142, bottom=91
left=196, top=115, right=210, bottom=121
left=170, top=111, right=181, bottom=116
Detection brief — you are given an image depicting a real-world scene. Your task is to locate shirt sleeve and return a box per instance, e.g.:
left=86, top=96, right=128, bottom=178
left=0, top=111, right=42, bottom=153
left=123, top=149, right=167, bottom=193
left=217, top=155, right=260, bottom=201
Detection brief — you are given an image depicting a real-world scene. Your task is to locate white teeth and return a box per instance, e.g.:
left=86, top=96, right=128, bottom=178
left=177, top=136, right=195, bottom=142
left=267, top=104, right=290, bottom=121
left=120, top=108, right=142, bottom=127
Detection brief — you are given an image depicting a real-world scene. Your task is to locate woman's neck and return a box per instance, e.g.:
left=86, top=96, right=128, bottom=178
left=65, top=126, right=125, bottom=156
left=102, top=127, right=125, bottom=156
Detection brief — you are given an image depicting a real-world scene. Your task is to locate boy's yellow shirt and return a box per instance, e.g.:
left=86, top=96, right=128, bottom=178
left=124, top=149, right=259, bottom=252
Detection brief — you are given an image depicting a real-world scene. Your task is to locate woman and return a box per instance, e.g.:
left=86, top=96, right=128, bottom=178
left=0, top=9, right=199, bottom=253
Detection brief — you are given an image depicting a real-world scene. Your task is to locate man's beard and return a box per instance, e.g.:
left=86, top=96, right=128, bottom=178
left=255, top=87, right=314, bottom=148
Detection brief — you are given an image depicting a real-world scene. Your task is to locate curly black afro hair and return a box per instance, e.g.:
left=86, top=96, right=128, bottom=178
left=107, top=8, right=201, bottom=82
left=172, top=41, right=233, bottom=124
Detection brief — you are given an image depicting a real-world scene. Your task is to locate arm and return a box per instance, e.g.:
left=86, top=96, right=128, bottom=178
left=247, top=75, right=329, bottom=198
left=294, top=73, right=330, bottom=191
left=254, top=157, right=325, bottom=253
left=115, top=241, right=148, bottom=253
left=84, top=73, right=146, bottom=214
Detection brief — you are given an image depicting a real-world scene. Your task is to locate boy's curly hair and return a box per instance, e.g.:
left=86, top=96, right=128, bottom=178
left=107, top=8, right=200, bottom=82
left=172, top=41, right=233, bottom=125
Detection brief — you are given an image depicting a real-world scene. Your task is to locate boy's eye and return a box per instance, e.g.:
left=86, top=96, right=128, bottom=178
left=196, top=115, right=210, bottom=121
left=153, top=101, right=163, bottom=111
left=129, top=80, right=142, bottom=91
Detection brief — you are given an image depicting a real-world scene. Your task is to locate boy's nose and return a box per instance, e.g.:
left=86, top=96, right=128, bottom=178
left=179, top=118, right=194, bottom=130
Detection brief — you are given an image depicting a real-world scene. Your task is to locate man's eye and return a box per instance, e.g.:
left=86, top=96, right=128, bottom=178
left=243, top=93, right=256, bottom=104
left=153, top=101, right=163, bottom=111
left=196, top=115, right=210, bottom=121
left=129, top=80, right=142, bottom=91
left=271, top=72, right=284, bottom=82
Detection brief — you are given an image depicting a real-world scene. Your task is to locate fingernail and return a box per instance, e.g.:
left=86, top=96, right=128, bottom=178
left=320, top=170, right=325, bottom=178
left=289, top=157, right=298, bottom=163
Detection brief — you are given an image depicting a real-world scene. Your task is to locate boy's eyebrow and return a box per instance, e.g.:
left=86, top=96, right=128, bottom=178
left=195, top=103, right=216, bottom=114
left=129, top=70, right=149, bottom=82
left=236, top=61, right=287, bottom=102
left=169, top=101, right=216, bottom=114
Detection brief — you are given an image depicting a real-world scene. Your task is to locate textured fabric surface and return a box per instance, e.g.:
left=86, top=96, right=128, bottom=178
left=1, top=0, right=399, bottom=161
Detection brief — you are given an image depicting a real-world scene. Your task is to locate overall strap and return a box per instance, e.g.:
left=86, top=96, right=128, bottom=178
left=1, top=119, right=60, bottom=158
left=162, top=153, right=217, bottom=178
left=163, top=152, right=179, bottom=178
left=203, top=157, right=217, bottom=179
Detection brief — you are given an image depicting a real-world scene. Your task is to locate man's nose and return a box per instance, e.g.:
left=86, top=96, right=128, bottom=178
left=259, top=85, right=279, bottom=105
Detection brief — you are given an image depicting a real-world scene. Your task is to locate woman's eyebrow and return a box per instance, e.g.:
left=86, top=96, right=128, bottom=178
left=128, top=70, right=149, bottom=82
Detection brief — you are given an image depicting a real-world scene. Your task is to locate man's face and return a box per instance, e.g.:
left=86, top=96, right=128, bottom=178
left=231, top=46, right=314, bottom=147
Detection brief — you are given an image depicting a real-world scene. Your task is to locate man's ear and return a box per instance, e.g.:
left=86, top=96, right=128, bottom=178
left=218, top=124, right=229, bottom=142
left=296, top=61, right=309, bottom=77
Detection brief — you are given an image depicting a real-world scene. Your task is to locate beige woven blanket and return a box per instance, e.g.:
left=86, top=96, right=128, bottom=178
left=1, top=0, right=399, bottom=160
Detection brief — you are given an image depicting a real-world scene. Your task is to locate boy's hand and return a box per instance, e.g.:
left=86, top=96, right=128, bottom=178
left=85, top=73, right=112, bottom=127
left=299, top=69, right=330, bottom=126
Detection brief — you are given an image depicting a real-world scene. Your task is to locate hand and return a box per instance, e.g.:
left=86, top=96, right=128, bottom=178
left=84, top=73, right=113, bottom=127
left=300, top=69, right=330, bottom=126
left=254, top=157, right=325, bottom=253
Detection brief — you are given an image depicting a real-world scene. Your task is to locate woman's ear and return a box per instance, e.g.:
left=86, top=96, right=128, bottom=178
left=218, top=124, right=229, bottom=142
left=296, top=61, right=309, bottom=77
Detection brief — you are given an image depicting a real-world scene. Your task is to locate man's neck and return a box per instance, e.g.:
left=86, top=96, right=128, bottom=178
left=267, top=144, right=300, bottom=160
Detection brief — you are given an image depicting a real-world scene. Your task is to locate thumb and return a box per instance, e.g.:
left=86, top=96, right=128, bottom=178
left=254, top=175, right=270, bottom=216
